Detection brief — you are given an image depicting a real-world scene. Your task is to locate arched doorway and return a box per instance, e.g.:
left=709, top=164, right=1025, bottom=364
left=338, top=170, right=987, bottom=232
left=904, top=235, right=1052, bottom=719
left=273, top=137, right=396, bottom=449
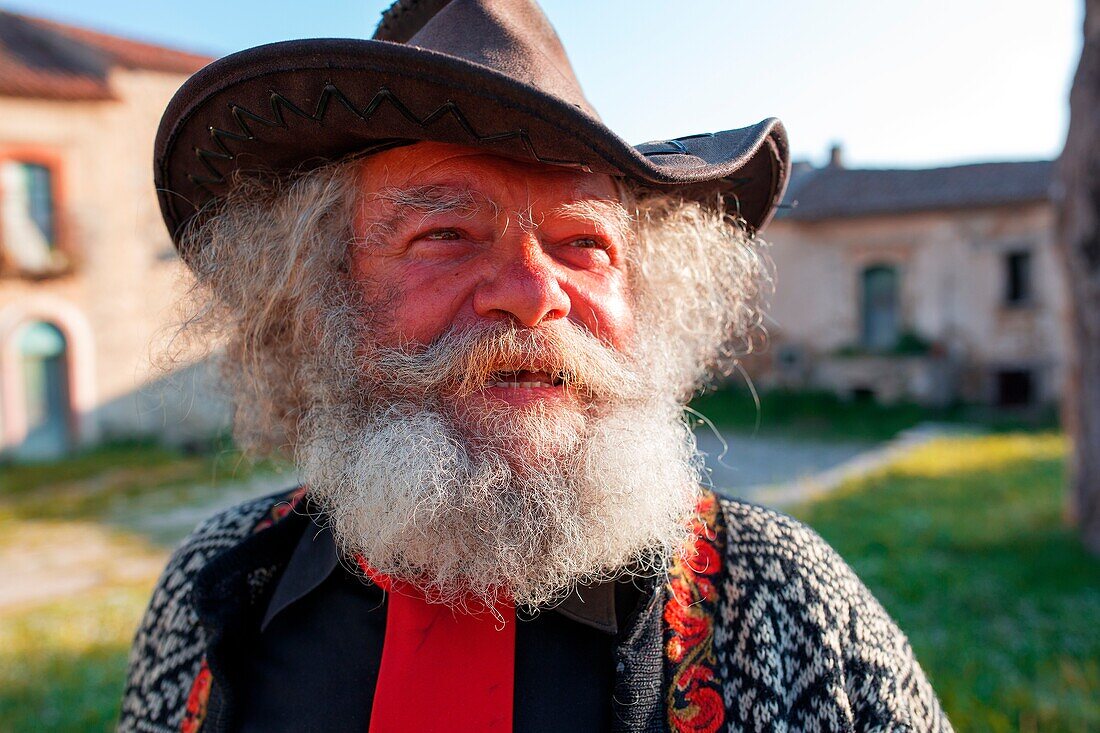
left=16, top=321, right=71, bottom=459
left=860, top=265, right=900, bottom=351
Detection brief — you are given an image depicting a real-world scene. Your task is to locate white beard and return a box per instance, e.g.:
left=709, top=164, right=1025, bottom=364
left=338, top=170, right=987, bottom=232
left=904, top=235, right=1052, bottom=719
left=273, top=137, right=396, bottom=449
left=298, top=394, right=701, bottom=610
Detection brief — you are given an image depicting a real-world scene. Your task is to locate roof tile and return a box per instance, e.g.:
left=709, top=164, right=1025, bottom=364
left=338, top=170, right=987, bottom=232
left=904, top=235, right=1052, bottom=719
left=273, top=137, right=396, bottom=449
left=780, top=160, right=1054, bottom=221
left=0, top=10, right=209, bottom=101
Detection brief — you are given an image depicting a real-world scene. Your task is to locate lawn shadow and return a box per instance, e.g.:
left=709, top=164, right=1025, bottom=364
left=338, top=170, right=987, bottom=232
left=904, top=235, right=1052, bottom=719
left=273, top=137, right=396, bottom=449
left=0, top=440, right=295, bottom=548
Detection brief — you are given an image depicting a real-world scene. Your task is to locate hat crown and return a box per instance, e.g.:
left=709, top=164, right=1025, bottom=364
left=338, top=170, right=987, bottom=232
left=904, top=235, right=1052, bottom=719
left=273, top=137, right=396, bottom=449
left=375, top=0, right=598, bottom=118
left=154, top=0, right=789, bottom=248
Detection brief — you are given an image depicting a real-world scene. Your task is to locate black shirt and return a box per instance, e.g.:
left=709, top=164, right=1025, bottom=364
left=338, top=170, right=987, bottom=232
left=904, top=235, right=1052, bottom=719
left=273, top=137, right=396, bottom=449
left=235, top=516, right=646, bottom=732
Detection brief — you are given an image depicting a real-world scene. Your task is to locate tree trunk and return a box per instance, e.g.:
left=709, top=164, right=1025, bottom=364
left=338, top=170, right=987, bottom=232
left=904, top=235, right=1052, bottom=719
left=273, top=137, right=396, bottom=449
left=1057, top=0, right=1100, bottom=555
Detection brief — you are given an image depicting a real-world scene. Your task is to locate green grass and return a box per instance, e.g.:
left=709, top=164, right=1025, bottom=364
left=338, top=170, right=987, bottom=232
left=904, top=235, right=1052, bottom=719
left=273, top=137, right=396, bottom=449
left=0, top=440, right=288, bottom=732
left=0, top=439, right=281, bottom=524
left=690, top=386, right=1059, bottom=441
left=791, top=434, right=1100, bottom=732
left=0, top=584, right=151, bottom=732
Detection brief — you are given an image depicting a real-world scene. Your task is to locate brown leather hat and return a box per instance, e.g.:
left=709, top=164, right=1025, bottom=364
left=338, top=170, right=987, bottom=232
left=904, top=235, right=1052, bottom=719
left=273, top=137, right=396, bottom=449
left=154, top=0, right=790, bottom=252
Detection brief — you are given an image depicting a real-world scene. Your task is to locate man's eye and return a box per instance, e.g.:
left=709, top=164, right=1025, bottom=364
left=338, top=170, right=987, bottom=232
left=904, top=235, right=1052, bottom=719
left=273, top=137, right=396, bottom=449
left=570, top=237, right=606, bottom=249
left=423, top=229, right=462, bottom=241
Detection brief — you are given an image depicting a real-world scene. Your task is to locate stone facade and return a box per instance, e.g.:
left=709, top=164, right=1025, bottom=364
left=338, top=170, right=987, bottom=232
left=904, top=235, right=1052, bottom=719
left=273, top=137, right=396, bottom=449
left=0, top=16, right=226, bottom=458
left=754, top=158, right=1064, bottom=408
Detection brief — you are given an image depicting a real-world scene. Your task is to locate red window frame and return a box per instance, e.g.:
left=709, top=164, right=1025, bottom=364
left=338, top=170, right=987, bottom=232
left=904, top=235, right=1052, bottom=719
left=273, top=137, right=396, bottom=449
left=0, top=146, right=70, bottom=277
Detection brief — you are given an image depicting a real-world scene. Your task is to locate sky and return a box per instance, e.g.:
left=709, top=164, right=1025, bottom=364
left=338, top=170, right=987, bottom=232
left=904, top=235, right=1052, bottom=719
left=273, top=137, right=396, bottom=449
left=1, top=0, right=1082, bottom=168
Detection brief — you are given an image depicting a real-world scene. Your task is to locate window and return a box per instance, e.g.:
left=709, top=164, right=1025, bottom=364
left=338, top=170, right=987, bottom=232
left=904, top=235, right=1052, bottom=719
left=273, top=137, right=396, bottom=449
left=860, top=265, right=900, bottom=350
left=17, top=321, right=72, bottom=458
left=1, top=159, right=63, bottom=274
left=1003, top=250, right=1032, bottom=306
left=852, top=386, right=876, bottom=402
left=996, top=368, right=1034, bottom=407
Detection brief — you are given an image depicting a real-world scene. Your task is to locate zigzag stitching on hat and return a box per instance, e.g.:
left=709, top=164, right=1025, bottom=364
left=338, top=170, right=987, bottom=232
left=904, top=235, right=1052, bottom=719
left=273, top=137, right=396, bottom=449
left=188, top=82, right=590, bottom=191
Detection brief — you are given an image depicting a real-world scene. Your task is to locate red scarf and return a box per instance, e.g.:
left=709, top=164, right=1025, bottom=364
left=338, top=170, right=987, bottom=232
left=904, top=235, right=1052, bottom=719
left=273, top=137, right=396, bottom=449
left=356, top=558, right=515, bottom=733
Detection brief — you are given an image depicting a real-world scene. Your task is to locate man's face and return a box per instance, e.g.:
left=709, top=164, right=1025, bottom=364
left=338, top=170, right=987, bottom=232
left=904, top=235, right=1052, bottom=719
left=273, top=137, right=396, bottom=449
left=349, top=142, right=634, bottom=421
left=296, top=143, right=716, bottom=605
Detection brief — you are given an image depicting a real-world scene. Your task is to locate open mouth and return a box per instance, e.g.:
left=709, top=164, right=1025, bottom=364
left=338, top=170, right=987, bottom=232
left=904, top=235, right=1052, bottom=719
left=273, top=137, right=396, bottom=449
left=486, top=369, right=567, bottom=389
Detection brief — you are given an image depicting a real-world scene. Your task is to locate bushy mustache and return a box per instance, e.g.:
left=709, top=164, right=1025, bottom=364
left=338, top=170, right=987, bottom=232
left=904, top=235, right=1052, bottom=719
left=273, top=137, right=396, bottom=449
left=359, top=320, right=647, bottom=403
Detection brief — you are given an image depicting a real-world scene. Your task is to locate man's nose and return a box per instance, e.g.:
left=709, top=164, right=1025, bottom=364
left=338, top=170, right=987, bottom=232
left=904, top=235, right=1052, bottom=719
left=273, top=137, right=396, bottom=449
left=473, top=235, right=570, bottom=327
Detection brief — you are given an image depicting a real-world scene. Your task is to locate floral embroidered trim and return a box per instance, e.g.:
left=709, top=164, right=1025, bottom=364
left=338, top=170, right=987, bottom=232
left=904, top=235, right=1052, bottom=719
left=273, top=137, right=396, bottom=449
left=664, top=490, right=726, bottom=733
left=177, top=486, right=307, bottom=732
left=180, top=658, right=212, bottom=733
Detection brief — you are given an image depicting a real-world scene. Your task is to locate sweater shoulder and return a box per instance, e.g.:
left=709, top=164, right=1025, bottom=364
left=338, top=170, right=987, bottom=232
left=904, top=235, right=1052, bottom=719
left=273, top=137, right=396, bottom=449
left=118, top=487, right=298, bottom=733
left=715, top=494, right=894, bottom=635
left=713, top=495, right=953, bottom=732
left=717, top=495, right=855, bottom=582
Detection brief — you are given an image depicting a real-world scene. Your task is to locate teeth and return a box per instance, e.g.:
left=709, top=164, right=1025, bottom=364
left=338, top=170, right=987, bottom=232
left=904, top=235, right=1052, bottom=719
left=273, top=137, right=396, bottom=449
left=488, top=381, right=553, bottom=388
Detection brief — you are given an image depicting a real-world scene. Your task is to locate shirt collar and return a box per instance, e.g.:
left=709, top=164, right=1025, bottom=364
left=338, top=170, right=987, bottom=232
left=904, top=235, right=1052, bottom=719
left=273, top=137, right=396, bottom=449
left=260, top=517, right=340, bottom=632
left=262, top=514, right=625, bottom=634
left=550, top=581, right=620, bottom=634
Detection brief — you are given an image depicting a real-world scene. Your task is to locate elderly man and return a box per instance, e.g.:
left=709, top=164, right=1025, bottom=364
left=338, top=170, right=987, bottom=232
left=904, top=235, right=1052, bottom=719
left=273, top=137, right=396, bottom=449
left=120, top=1, right=952, bottom=732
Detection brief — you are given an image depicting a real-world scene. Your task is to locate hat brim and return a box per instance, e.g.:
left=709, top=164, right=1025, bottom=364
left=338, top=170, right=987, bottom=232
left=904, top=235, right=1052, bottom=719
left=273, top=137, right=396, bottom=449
left=155, top=38, right=790, bottom=254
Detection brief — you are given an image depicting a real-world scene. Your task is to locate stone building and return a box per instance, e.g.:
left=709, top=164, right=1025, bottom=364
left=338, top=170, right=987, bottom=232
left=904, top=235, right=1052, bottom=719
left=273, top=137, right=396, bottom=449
left=757, top=147, right=1062, bottom=408
left=0, top=12, right=224, bottom=459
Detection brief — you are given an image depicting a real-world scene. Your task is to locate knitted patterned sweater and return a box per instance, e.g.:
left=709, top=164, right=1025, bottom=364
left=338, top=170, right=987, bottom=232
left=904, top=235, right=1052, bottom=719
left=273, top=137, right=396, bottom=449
left=118, top=488, right=953, bottom=733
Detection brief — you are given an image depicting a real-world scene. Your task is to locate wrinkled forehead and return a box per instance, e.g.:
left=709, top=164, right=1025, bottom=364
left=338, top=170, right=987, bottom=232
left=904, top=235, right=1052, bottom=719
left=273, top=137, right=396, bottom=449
left=355, top=141, right=626, bottom=209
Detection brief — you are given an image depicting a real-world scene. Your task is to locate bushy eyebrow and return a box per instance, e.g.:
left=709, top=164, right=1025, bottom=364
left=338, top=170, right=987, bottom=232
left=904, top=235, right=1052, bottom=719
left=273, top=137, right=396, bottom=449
left=376, top=184, right=484, bottom=217
left=544, top=199, right=634, bottom=243
left=380, top=184, right=485, bottom=228
left=357, top=184, right=487, bottom=247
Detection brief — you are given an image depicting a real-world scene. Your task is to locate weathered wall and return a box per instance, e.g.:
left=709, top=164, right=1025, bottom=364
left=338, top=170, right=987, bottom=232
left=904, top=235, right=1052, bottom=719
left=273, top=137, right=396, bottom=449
left=0, top=68, right=228, bottom=454
left=759, top=202, right=1066, bottom=404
